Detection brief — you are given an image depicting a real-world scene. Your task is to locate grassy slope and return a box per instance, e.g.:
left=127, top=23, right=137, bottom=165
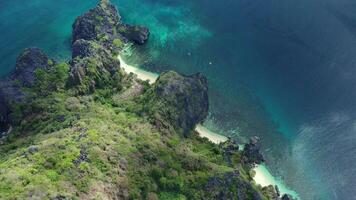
left=0, top=62, right=272, bottom=199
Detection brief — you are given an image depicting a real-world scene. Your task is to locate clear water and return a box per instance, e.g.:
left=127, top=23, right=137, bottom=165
left=1, top=0, right=356, bottom=199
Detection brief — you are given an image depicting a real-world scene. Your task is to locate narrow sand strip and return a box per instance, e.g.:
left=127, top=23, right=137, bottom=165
left=195, top=124, right=228, bottom=144
left=117, top=55, right=298, bottom=199
left=118, top=55, right=158, bottom=84
left=195, top=124, right=298, bottom=198
left=254, top=165, right=299, bottom=198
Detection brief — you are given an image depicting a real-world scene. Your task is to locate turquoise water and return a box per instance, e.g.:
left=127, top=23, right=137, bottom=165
left=2, top=0, right=356, bottom=199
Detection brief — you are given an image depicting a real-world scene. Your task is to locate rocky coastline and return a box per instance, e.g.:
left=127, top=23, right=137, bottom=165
left=0, top=1, right=295, bottom=199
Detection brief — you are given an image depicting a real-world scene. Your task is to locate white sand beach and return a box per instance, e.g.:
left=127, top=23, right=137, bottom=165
left=254, top=165, right=299, bottom=198
left=195, top=124, right=228, bottom=144
left=195, top=124, right=298, bottom=198
left=117, top=54, right=298, bottom=199
left=118, top=55, right=158, bottom=84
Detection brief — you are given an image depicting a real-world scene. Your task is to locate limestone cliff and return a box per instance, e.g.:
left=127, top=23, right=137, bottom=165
left=0, top=1, right=287, bottom=200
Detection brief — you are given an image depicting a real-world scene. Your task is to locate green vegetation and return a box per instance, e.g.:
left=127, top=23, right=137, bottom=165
left=113, top=38, right=123, bottom=48
left=0, top=0, right=277, bottom=199
left=0, top=55, right=270, bottom=199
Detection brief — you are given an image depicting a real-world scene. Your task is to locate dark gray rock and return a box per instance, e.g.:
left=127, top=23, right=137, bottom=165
left=0, top=48, right=50, bottom=128
left=72, top=0, right=121, bottom=45
left=275, top=185, right=281, bottom=197
left=28, top=146, right=39, bottom=155
left=242, top=136, right=264, bottom=165
left=219, top=139, right=239, bottom=166
left=118, top=24, right=150, bottom=45
left=151, top=71, right=208, bottom=135
left=281, top=194, right=294, bottom=200
left=204, top=170, right=263, bottom=200
left=50, top=195, right=72, bottom=200
left=72, top=0, right=149, bottom=52
left=73, top=149, right=89, bottom=166
left=56, top=115, right=66, bottom=122
left=12, top=47, right=49, bottom=87
left=69, top=39, right=121, bottom=93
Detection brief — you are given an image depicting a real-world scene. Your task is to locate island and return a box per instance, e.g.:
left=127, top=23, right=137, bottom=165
left=0, top=1, right=295, bottom=199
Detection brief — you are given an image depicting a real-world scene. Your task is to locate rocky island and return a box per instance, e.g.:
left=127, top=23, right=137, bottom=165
left=0, top=1, right=294, bottom=199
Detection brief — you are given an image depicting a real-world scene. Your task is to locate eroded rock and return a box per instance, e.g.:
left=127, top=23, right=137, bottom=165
left=118, top=24, right=150, bottom=45
left=0, top=48, right=50, bottom=128
left=72, top=0, right=122, bottom=45
left=12, top=48, right=49, bottom=86
left=242, top=136, right=264, bottom=165
left=69, top=39, right=121, bottom=93
left=204, top=170, right=263, bottom=200
left=150, top=71, right=208, bottom=135
left=72, top=0, right=149, bottom=52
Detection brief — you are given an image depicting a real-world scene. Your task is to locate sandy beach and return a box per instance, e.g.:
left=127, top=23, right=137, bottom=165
left=117, top=54, right=298, bottom=198
left=118, top=55, right=158, bottom=84
left=195, top=124, right=228, bottom=144
left=195, top=124, right=298, bottom=198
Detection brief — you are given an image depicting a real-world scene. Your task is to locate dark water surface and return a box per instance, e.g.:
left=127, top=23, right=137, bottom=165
left=1, top=0, right=356, bottom=199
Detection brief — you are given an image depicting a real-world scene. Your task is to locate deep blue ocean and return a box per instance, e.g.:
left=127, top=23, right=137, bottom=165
left=1, top=0, right=356, bottom=199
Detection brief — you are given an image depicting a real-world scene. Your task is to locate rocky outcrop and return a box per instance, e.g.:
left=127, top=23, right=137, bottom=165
left=204, top=170, right=263, bottom=200
left=118, top=24, right=150, bottom=45
left=0, top=48, right=50, bottom=129
left=242, top=136, right=264, bottom=165
left=150, top=71, right=208, bottom=135
left=281, top=194, right=294, bottom=200
left=72, top=0, right=122, bottom=45
left=72, top=0, right=149, bottom=52
left=69, top=39, right=121, bottom=93
left=69, top=0, right=149, bottom=93
left=11, top=48, right=50, bottom=87
left=219, top=138, right=240, bottom=166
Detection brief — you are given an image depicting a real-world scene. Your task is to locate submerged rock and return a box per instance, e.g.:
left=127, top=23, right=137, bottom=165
left=150, top=71, right=208, bottom=135
left=242, top=136, right=264, bottom=165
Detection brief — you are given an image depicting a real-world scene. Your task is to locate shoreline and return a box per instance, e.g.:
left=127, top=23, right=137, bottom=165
left=118, top=55, right=158, bottom=84
left=118, top=54, right=299, bottom=199
left=195, top=124, right=228, bottom=144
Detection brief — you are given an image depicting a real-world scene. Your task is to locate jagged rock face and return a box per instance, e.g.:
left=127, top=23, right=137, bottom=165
left=242, top=136, right=264, bottom=165
left=0, top=48, right=50, bottom=128
left=72, top=39, right=116, bottom=61
left=69, top=39, right=121, bottom=93
left=72, top=0, right=149, bottom=50
left=70, top=0, right=150, bottom=93
left=12, top=48, right=49, bottom=87
left=72, top=0, right=121, bottom=45
left=204, top=171, right=263, bottom=200
left=281, top=194, right=294, bottom=200
left=0, top=48, right=51, bottom=130
left=118, top=24, right=150, bottom=45
left=152, top=71, right=209, bottom=134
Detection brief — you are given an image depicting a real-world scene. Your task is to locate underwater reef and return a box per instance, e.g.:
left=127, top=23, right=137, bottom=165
left=0, top=1, right=294, bottom=199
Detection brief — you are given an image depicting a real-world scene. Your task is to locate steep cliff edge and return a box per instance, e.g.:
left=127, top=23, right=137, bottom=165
left=0, top=1, right=289, bottom=199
